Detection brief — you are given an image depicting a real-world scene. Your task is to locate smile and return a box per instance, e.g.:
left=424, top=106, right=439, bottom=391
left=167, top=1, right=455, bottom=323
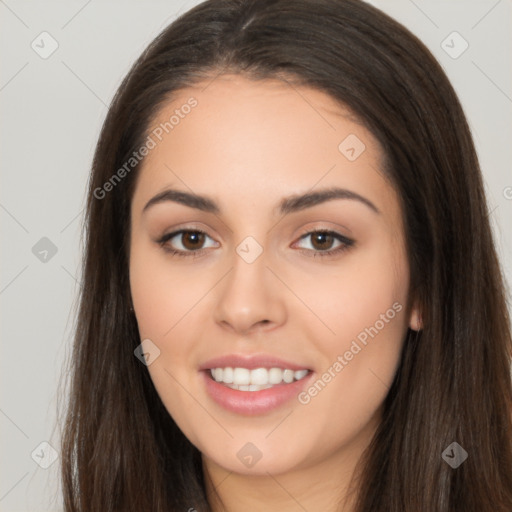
left=209, top=367, right=310, bottom=391
left=202, top=367, right=314, bottom=415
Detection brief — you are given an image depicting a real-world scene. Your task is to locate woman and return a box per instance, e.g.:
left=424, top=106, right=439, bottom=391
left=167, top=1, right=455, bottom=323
left=60, top=0, right=512, bottom=510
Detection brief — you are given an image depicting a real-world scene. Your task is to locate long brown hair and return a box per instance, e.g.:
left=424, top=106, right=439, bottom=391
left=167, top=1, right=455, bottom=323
left=60, top=0, right=512, bottom=510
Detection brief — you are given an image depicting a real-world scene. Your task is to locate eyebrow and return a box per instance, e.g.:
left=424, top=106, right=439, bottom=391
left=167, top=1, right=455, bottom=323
left=142, top=186, right=380, bottom=216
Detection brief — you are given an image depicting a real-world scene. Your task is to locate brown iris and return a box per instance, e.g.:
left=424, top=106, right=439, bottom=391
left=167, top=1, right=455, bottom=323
left=181, top=231, right=205, bottom=250
left=309, top=232, right=335, bottom=251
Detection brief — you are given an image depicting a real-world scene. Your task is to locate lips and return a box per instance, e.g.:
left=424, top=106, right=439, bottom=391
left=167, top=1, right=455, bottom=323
left=199, top=353, right=311, bottom=372
left=199, top=353, right=314, bottom=415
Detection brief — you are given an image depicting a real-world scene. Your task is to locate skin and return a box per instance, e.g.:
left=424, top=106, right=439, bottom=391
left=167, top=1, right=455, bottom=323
left=129, top=74, right=421, bottom=511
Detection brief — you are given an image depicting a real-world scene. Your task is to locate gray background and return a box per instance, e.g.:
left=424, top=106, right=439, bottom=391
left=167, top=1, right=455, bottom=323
left=1, top=1, right=511, bottom=510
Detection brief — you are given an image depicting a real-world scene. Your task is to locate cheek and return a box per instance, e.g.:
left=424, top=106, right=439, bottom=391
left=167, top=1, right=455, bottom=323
left=130, top=260, right=170, bottom=340
left=293, top=240, right=409, bottom=347
left=129, top=240, right=204, bottom=340
left=129, top=245, right=206, bottom=439
left=292, top=242, right=408, bottom=418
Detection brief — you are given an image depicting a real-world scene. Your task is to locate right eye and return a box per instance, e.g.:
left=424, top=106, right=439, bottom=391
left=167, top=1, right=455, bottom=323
left=157, top=229, right=218, bottom=257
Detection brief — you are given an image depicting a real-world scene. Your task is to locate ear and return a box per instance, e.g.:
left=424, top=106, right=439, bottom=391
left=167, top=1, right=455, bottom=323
left=408, top=300, right=423, bottom=331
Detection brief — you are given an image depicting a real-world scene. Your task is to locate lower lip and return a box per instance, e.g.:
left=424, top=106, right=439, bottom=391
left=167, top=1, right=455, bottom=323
left=201, top=370, right=314, bottom=416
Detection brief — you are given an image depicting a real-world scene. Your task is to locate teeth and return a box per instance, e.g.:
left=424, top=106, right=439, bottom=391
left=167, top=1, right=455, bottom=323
left=209, top=366, right=310, bottom=390
left=233, top=367, right=250, bottom=385
left=225, top=383, right=275, bottom=391
left=268, top=367, right=282, bottom=384
left=250, top=368, right=268, bottom=385
left=222, top=367, right=234, bottom=383
left=294, top=369, right=308, bottom=380
left=283, top=369, right=294, bottom=383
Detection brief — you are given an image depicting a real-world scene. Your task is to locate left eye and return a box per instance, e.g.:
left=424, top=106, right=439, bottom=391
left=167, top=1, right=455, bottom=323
left=295, top=230, right=347, bottom=252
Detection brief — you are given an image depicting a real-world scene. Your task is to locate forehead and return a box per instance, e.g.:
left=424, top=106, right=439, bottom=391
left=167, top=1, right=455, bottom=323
left=132, top=74, right=393, bottom=217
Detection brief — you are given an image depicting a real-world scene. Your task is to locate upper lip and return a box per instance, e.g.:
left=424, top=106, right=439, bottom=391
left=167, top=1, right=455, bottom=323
left=199, top=354, right=311, bottom=371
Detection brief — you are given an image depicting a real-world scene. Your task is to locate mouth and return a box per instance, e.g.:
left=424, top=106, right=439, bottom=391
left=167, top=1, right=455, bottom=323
left=200, top=365, right=315, bottom=415
left=207, top=366, right=312, bottom=391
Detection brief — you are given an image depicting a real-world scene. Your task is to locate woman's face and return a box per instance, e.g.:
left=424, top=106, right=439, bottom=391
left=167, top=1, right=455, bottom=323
left=129, top=74, right=420, bottom=479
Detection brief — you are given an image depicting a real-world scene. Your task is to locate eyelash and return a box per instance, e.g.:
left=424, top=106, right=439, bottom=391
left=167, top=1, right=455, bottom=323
left=157, top=228, right=355, bottom=259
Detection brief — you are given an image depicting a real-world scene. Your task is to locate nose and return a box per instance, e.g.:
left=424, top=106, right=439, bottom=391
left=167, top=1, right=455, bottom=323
left=213, top=246, right=287, bottom=336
